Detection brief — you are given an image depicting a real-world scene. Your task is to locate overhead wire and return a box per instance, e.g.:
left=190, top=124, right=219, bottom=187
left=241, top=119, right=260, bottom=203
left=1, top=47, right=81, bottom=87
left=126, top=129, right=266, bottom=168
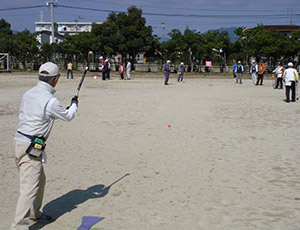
left=60, top=0, right=300, bottom=13
left=57, top=4, right=295, bottom=19
left=0, top=5, right=45, bottom=11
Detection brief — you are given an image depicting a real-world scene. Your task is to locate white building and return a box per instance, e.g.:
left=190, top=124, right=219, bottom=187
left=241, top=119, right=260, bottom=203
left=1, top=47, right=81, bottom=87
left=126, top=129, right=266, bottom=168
left=35, top=21, right=102, bottom=44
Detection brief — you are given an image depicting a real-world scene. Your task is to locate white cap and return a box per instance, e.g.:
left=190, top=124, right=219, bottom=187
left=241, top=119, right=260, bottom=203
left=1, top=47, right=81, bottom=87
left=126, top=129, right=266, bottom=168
left=181, top=62, right=184, bottom=65
left=252, top=60, right=255, bottom=63
left=238, top=61, right=241, bottom=64
left=39, top=62, right=61, bottom=78
left=167, top=60, right=171, bottom=63
left=288, top=62, right=293, bottom=67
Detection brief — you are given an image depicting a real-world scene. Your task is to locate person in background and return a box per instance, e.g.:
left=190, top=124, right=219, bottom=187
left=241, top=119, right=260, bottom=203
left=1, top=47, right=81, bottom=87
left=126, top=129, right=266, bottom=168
left=101, top=61, right=106, bottom=81
left=249, top=60, right=258, bottom=85
left=232, top=60, right=237, bottom=78
left=126, top=60, right=131, bottom=80
left=105, top=60, right=111, bottom=80
left=272, top=62, right=284, bottom=89
left=119, top=62, right=125, bottom=80
left=234, top=61, right=244, bottom=84
left=256, top=60, right=266, bottom=85
left=67, top=61, right=73, bottom=79
left=177, top=62, right=185, bottom=82
left=164, top=60, right=171, bottom=85
left=283, top=62, right=299, bottom=103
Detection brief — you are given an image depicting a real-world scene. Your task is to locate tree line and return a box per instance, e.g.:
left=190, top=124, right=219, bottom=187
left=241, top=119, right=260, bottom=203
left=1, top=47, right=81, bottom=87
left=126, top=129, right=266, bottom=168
left=0, top=6, right=300, bottom=71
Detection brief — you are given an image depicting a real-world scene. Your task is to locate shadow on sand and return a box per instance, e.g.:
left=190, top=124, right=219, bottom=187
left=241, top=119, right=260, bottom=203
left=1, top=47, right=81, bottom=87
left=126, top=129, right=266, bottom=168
left=30, top=173, right=129, bottom=230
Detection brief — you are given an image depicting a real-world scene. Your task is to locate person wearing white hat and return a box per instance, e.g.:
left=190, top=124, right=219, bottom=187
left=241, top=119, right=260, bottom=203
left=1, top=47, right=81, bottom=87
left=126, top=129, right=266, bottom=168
left=164, top=60, right=171, bottom=85
left=177, top=62, right=185, bottom=82
left=11, top=62, right=78, bottom=230
left=249, top=60, right=258, bottom=85
left=234, top=61, right=244, bottom=84
left=272, top=62, right=284, bottom=89
left=283, top=62, right=299, bottom=102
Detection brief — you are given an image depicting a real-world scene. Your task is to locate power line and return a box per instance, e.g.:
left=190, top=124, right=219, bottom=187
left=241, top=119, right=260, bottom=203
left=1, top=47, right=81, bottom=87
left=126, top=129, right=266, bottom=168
left=62, top=0, right=300, bottom=13
left=0, top=5, right=45, bottom=11
left=57, top=4, right=295, bottom=19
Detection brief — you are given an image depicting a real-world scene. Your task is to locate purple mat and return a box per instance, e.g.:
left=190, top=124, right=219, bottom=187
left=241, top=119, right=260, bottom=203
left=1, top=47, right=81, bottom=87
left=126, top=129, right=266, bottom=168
left=77, top=216, right=105, bottom=230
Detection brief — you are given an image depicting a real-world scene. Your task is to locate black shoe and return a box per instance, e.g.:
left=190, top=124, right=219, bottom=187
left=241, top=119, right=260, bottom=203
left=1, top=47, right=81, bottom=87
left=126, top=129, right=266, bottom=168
left=291, top=100, right=296, bottom=102
left=284, top=99, right=290, bottom=103
left=32, top=214, right=54, bottom=223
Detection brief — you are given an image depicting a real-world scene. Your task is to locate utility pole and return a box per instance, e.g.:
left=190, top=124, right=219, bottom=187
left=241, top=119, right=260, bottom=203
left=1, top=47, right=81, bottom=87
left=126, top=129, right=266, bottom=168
left=75, top=16, right=84, bottom=35
left=47, top=0, right=57, bottom=44
left=161, top=22, right=165, bottom=43
left=290, top=8, right=293, bottom=25
left=40, top=11, right=44, bottom=22
left=287, top=8, right=294, bottom=25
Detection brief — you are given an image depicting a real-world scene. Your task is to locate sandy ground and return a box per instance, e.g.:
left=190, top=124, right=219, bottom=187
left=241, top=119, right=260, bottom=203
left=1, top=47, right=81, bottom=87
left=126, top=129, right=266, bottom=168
left=0, top=71, right=300, bottom=230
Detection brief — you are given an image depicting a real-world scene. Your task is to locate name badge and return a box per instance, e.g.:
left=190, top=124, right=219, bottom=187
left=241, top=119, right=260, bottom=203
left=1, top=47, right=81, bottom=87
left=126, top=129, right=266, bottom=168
left=285, top=82, right=292, bottom=86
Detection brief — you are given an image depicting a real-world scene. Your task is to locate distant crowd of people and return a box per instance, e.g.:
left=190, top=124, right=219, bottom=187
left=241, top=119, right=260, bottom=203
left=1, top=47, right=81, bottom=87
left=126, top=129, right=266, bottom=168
left=66, top=58, right=299, bottom=103
left=232, top=59, right=299, bottom=103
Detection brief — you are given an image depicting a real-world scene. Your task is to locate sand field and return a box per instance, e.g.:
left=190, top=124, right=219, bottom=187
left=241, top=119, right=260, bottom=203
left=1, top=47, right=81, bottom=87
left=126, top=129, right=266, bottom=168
left=0, top=72, right=299, bottom=230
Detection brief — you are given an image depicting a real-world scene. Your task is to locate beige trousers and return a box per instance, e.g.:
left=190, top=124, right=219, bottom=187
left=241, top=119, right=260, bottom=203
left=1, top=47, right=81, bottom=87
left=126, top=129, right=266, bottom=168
left=11, top=141, right=46, bottom=230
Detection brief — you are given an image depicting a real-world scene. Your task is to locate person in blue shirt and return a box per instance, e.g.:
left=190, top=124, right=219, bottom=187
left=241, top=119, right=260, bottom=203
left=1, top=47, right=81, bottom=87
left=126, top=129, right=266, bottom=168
left=177, top=62, right=185, bottom=82
left=234, top=61, right=244, bottom=84
left=164, top=60, right=171, bottom=85
left=232, top=60, right=237, bottom=78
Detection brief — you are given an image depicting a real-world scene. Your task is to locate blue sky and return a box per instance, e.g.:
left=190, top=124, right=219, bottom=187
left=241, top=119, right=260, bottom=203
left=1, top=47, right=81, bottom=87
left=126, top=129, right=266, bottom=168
left=1, top=0, right=300, bottom=37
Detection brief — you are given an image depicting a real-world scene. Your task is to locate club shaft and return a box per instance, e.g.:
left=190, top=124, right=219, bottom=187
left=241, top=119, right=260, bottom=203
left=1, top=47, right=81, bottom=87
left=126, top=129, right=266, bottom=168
left=75, top=64, right=89, bottom=96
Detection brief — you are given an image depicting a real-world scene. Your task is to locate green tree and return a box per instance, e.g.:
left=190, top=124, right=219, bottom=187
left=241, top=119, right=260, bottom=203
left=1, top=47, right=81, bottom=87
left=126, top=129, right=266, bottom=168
left=0, top=19, right=13, bottom=54
left=92, top=6, right=155, bottom=64
left=11, top=30, right=39, bottom=67
left=0, top=18, right=12, bottom=34
left=202, top=30, right=230, bottom=67
left=160, top=29, right=185, bottom=63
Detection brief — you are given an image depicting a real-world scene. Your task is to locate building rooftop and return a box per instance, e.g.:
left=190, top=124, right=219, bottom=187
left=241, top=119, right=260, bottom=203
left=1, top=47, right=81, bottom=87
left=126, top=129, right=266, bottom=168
left=245, top=25, right=300, bottom=32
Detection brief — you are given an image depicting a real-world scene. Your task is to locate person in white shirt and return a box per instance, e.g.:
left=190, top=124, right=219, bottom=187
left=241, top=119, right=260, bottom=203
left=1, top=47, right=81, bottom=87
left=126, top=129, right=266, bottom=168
left=283, top=62, right=299, bottom=103
left=11, top=62, right=78, bottom=230
left=126, top=60, right=131, bottom=80
left=67, top=61, right=73, bottom=79
left=272, top=62, right=284, bottom=89
left=249, top=60, right=258, bottom=85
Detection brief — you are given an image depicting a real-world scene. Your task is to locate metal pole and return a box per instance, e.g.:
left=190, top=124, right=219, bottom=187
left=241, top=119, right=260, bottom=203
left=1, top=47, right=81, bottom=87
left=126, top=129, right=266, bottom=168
left=161, top=22, right=165, bottom=43
left=50, top=0, right=55, bottom=44
left=7, top=54, right=9, bottom=72
left=75, top=19, right=78, bottom=35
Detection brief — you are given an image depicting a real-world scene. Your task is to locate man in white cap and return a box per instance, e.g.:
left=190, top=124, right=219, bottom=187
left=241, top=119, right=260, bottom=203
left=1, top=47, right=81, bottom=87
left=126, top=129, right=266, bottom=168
left=234, top=61, right=244, bottom=84
left=272, top=62, right=284, bottom=89
left=283, top=62, right=299, bottom=103
left=249, top=60, right=258, bottom=85
left=11, top=62, right=78, bottom=230
left=177, top=62, right=185, bottom=82
left=164, top=60, right=171, bottom=85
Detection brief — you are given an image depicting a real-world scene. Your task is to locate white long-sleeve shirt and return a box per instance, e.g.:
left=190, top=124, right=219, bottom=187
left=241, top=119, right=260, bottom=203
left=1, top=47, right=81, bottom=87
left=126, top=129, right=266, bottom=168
left=15, top=81, right=77, bottom=143
left=126, top=62, right=131, bottom=71
left=250, top=64, right=258, bottom=74
left=283, top=68, right=299, bottom=82
left=272, top=66, right=284, bottom=78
